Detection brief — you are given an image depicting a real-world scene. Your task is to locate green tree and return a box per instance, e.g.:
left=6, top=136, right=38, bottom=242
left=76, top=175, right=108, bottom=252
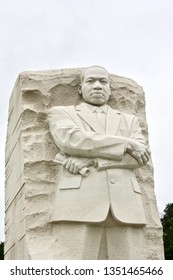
left=0, top=242, right=4, bottom=260
left=161, top=203, right=173, bottom=260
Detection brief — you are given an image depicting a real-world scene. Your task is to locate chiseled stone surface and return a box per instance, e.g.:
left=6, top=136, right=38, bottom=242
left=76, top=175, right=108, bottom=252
left=5, top=68, right=164, bottom=259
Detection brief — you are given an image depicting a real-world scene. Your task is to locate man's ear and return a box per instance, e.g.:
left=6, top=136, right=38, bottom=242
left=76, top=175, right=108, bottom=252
left=78, top=84, right=82, bottom=95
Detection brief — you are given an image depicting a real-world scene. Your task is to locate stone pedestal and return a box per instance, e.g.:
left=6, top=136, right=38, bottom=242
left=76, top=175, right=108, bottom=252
left=5, top=68, right=164, bottom=259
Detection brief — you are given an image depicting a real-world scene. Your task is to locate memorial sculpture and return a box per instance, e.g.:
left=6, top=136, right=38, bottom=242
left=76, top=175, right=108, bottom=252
left=5, top=66, right=164, bottom=259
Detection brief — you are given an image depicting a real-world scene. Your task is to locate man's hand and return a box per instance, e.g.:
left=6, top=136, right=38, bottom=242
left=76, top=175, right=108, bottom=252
left=126, top=140, right=150, bottom=166
left=63, top=156, right=94, bottom=174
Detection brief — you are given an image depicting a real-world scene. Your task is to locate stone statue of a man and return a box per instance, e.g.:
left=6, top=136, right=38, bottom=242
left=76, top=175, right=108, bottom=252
left=48, top=65, right=150, bottom=259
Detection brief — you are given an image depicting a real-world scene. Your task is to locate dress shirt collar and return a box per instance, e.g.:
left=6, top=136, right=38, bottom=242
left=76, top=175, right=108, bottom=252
left=86, top=103, right=108, bottom=114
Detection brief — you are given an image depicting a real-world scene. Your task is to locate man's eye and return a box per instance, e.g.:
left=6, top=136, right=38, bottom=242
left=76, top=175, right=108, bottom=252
left=101, top=80, right=108, bottom=83
left=86, top=79, right=93, bottom=83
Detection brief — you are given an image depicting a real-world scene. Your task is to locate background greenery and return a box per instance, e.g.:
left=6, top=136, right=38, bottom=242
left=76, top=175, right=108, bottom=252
left=161, top=203, right=173, bottom=260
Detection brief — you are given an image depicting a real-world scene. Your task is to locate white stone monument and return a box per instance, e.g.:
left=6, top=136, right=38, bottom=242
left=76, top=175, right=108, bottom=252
left=5, top=67, right=164, bottom=259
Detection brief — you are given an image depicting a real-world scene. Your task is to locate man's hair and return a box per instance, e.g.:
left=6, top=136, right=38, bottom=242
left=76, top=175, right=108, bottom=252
left=80, top=65, right=109, bottom=83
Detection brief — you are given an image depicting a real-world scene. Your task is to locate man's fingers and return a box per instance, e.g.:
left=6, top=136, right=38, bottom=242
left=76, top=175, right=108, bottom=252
left=65, top=159, right=71, bottom=170
left=63, top=158, right=69, bottom=166
left=64, top=157, right=93, bottom=174
left=72, top=164, right=79, bottom=174
left=131, top=150, right=149, bottom=166
left=65, top=159, right=74, bottom=172
left=69, top=162, right=75, bottom=173
left=65, top=159, right=79, bottom=174
left=141, top=154, right=148, bottom=165
left=136, top=156, right=143, bottom=166
left=145, top=147, right=150, bottom=156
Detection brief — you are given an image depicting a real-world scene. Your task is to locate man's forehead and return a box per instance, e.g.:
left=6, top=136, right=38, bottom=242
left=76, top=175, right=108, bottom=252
left=83, top=67, right=109, bottom=79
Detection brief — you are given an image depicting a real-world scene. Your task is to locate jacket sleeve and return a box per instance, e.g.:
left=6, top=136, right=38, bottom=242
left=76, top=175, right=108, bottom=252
left=97, top=154, right=140, bottom=170
left=47, top=106, right=127, bottom=161
left=97, top=115, right=147, bottom=169
left=130, top=115, right=146, bottom=145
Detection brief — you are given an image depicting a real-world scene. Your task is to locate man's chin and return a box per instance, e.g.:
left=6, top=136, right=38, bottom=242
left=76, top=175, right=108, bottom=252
left=88, top=99, right=106, bottom=106
left=88, top=98, right=106, bottom=106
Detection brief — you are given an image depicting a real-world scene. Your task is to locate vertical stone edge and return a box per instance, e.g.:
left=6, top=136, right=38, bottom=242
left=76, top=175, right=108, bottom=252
left=4, top=74, right=29, bottom=259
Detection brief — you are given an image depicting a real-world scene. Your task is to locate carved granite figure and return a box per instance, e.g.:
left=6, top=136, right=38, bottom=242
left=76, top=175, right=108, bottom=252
left=48, top=66, right=150, bottom=259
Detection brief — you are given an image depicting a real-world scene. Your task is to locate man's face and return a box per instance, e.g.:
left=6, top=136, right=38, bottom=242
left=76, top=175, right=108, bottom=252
left=79, top=67, right=111, bottom=106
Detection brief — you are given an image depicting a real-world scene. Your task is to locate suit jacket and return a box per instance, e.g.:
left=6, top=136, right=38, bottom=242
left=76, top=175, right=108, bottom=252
left=48, top=102, right=146, bottom=225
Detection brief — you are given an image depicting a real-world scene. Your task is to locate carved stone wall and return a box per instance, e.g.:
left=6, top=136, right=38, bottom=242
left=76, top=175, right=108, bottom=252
left=5, top=68, right=164, bottom=259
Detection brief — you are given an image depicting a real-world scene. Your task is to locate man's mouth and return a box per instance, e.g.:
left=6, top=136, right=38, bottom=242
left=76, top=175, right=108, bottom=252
left=91, top=92, right=104, bottom=97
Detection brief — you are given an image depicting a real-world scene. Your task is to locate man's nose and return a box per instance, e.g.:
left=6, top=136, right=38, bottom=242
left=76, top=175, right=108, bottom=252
left=93, top=81, right=102, bottom=89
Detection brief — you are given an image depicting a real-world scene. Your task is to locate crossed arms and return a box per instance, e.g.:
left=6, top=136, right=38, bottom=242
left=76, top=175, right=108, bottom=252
left=48, top=106, right=150, bottom=175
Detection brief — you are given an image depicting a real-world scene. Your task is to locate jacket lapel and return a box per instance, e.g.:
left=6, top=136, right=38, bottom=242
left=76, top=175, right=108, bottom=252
left=106, top=107, right=121, bottom=135
left=76, top=103, right=105, bottom=133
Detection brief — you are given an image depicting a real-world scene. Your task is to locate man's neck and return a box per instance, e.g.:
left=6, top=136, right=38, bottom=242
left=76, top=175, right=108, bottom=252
left=84, top=102, right=108, bottom=113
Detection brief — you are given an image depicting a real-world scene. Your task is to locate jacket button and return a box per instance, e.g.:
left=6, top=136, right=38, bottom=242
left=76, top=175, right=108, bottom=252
left=110, top=178, right=115, bottom=184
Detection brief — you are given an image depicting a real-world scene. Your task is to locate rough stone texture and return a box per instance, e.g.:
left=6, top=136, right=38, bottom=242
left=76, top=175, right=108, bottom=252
left=5, top=68, right=164, bottom=259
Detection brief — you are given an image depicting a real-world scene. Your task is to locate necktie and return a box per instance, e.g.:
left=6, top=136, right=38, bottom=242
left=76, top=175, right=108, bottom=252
left=95, top=107, right=106, bottom=129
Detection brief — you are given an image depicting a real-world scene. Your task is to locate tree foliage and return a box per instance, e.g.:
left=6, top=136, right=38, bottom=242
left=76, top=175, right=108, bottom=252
left=0, top=242, right=4, bottom=260
left=161, top=203, right=173, bottom=260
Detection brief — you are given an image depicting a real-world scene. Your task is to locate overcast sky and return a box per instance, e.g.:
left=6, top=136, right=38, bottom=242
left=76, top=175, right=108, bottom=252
left=0, top=0, right=173, bottom=241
